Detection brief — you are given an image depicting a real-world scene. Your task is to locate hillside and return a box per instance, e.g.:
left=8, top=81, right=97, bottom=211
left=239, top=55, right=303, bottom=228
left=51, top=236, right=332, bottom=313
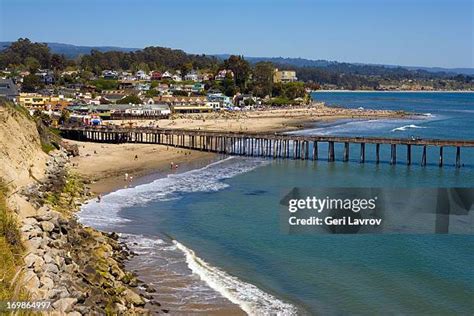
left=0, top=102, right=48, bottom=190
left=2, top=41, right=472, bottom=75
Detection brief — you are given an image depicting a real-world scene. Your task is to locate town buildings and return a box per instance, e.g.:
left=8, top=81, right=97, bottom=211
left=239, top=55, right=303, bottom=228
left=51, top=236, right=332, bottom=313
left=273, top=69, right=297, bottom=83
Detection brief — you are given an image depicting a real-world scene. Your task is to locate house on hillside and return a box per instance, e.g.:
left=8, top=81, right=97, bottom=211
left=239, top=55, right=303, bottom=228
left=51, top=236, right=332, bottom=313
left=161, top=71, right=173, bottom=80
left=172, top=74, right=182, bottom=82
left=0, top=78, right=19, bottom=101
left=273, top=69, right=297, bottom=83
left=184, top=70, right=199, bottom=82
left=215, top=69, right=234, bottom=81
left=207, top=93, right=233, bottom=108
left=151, top=71, right=162, bottom=81
left=136, top=70, right=150, bottom=81
left=102, top=70, right=118, bottom=80
left=36, top=70, right=55, bottom=85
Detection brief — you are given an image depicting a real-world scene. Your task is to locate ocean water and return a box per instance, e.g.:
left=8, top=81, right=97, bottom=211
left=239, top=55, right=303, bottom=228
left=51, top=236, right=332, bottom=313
left=79, top=92, right=474, bottom=315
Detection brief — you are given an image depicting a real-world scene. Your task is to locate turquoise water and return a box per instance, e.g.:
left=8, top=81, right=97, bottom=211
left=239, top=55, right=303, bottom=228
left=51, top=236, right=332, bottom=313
left=80, top=92, right=474, bottom=315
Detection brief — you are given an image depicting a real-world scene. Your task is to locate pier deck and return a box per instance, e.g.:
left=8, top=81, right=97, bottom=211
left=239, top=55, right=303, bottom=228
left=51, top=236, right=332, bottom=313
left=60, top=126, right=474, bottom=168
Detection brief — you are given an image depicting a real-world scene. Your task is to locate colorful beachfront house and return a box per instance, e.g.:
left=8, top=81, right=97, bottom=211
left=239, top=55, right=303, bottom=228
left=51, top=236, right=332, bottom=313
left=273, top=69, right=297, bottom=83
left=151, top=95, right=214, bottom=113
left=207, top=93, right=233, bottom=109
left=234, top=94, right=260, bottom=107
left=215, top=69, right=234, bottom=81
left=110, top=103, right=171, bottom=119
left=17, top=93, right=72, bottom=111
left=191, top=83, right=205, bottom=93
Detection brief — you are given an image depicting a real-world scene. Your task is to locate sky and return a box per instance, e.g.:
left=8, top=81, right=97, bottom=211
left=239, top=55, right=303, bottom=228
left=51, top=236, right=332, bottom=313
left=0, top=0, right=472, bottom=68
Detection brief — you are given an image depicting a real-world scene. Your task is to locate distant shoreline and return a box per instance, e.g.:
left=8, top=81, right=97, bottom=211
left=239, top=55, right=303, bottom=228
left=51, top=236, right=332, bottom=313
left=313, top=90, right=474, bottom=93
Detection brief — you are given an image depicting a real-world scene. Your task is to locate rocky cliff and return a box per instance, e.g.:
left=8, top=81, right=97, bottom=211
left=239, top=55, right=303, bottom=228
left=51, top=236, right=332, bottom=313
left=0, top=101, right=161, bottom=314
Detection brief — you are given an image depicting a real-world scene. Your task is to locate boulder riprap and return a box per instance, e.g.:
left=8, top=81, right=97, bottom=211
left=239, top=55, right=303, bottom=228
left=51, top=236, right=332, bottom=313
left=19, top=151, right=157, bottom=314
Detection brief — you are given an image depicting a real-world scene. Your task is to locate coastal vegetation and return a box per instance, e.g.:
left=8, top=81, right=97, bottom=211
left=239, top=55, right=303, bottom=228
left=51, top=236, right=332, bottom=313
left=0, top=180, right=28, bottom=301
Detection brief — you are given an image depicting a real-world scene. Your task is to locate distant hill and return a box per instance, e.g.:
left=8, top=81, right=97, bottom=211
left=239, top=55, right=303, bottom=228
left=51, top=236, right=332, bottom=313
left=215, top=55, right=474, bottom=76
left=0, top=41, right=138, bottom=58
left=1, top=41, right=472, bottom=75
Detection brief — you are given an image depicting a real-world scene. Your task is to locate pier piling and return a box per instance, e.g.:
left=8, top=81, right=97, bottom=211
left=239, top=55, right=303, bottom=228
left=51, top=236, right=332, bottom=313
left=60, top=127, right=472, bottom=169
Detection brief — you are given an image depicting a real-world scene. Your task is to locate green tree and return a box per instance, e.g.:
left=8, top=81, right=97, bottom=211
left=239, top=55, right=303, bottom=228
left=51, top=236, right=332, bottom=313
left=119, top=94, right=142, bottom=104
left=22, top=74, right=44, bottom=92
left=145, top=89, right=159, bottom=98
left=91, top=79, right=118, bottom=91
left=223, top=55, right=251, bottom=93
left=0, top=38, right=51, bottom=69
left=50, top=54, right=67, bottom=71
left=24, top=57, right=41, bottom=73
left=253, top=62, right=274, bottom=97
left=59, top=109, right=70, bottom=124
left=221, top=77, right=237, bottom=97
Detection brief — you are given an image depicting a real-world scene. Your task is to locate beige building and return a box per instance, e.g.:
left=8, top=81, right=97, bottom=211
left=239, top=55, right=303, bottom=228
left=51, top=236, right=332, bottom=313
left=273, top=69, right=297, bottom=83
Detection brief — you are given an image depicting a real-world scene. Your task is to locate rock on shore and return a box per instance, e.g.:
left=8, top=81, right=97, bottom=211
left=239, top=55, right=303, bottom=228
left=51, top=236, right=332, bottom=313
left=20, top=150, right=160, bottom=314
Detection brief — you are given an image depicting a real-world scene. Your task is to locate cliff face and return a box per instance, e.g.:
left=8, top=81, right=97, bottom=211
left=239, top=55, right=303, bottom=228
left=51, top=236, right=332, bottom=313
left=0, top=102, right=157, bottom=313
left=0, top=103, right=47, bottom=190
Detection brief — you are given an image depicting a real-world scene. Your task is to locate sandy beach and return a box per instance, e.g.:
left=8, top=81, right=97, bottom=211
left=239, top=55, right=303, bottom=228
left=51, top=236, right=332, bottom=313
left=68, top=105, right=411, bottom=193
left=103, top=103, right=410, bottom=133
left=68, top=140, right=216, bottom=194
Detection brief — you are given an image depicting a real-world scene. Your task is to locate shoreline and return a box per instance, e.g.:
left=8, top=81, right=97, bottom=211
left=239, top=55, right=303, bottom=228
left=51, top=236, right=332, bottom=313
left=68, top=108, right=422, bottom=314
left=76, top=156, right=301, bottom=315
left=312, top=89, right=474, bottom=93
left=69, top=141, right=217, bottom=195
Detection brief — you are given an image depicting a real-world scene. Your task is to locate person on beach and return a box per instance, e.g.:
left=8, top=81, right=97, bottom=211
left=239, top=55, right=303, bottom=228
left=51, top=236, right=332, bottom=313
left=170, top=161, right=174, bottom=169
left=97, top=194, right=102, bottom=203
left=124, top=173, right=129, bottom=181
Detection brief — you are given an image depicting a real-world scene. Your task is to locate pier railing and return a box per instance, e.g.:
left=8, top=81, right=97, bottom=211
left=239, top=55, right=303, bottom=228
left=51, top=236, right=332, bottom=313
left=60, top=126, right=474, bottom=168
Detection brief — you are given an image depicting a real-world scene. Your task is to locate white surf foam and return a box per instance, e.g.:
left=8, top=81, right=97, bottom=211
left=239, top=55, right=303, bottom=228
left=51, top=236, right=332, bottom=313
left=391, top=124, right=427, bottom=132
left=290, top=119, right=396, bottom=136
left=174, top=240, right=298, bottom=316
left=77, top=157, right=269, bottom=229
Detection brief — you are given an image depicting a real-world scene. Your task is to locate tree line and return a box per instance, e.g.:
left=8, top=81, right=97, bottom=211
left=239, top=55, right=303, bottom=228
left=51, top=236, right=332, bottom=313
left=1, top=38, right=472, bottom=96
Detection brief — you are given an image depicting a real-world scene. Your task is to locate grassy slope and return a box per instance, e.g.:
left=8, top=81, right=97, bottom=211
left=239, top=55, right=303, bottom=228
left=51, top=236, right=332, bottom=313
left=0, top=180, right=28, bottom=301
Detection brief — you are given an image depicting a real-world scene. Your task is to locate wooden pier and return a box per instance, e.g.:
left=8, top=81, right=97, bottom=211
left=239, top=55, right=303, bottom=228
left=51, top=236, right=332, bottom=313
left=60, top=126, right=474, bottom=168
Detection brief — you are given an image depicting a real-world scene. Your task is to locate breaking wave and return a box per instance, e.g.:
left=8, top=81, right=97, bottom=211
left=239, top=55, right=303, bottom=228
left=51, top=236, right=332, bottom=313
left=175, top=240, right=298, bottom=316
left=391, top=124, right=427, bottom=132
left=78, top=157, right=269, bottom=229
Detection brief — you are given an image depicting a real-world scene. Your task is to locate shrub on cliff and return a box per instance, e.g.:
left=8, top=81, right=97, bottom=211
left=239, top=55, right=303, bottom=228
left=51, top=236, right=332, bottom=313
left=0, top=180, right=27, bottom=300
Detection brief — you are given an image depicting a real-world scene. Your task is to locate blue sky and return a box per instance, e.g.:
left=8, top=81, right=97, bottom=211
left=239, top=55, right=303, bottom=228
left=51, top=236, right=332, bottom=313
left=0, top=0, right=472, bottom=68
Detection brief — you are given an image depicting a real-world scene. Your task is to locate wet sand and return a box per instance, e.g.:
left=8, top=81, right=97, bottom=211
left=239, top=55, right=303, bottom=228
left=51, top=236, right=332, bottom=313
left=68, top=140, right=217, bottom=195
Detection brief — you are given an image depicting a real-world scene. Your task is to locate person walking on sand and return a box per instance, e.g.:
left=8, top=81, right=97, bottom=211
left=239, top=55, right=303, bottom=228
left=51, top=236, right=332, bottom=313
left=97, top=194, right=102, bottom=203
left=170, top=161, right=174, bottom=169
left=124, top=173, right=129, bottom=182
